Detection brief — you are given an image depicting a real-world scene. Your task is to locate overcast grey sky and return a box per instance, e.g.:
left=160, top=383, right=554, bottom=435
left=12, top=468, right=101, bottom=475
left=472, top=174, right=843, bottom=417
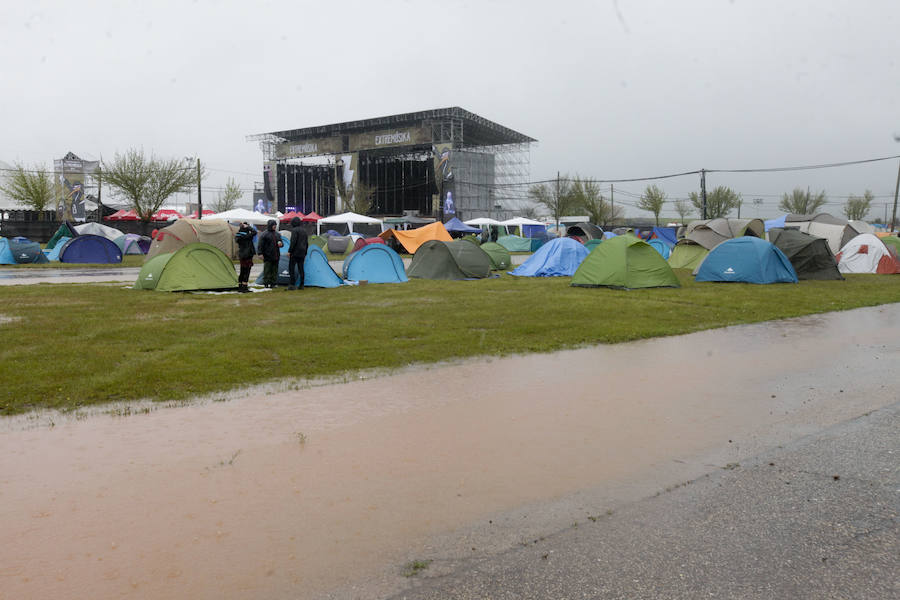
left=2, top=0, right=899, bottom=219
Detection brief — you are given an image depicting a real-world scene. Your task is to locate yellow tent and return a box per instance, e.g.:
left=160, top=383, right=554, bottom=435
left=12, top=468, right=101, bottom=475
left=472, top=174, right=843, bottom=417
left=379, top=221, right=452, bottom=254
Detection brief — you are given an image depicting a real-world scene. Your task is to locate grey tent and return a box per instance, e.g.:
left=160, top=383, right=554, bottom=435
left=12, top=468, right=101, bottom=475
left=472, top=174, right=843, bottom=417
left=565, top=223, right=604, bottom=241
left=684, top=218, right=765, bottom=250
left=768, top=228, right=843, bottom=280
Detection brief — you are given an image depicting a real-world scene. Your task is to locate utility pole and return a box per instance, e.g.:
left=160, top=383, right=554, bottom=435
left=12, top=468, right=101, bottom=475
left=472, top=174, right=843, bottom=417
left=700, top=169, right=707, bottom=220
left=96, top=166, right=102, bottom=223
left=196, top=158, right=202, bottom=219
left=556, top=171, right=561, bottom=231
left=610, top=183, right=616, bottom=225
left=891, top=159, right=900, bottom=232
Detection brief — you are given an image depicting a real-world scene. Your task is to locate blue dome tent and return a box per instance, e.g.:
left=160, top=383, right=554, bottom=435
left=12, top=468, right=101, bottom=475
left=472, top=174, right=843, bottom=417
left=696, top=237, right=798, bottom=284
left=342, top=244, right=408, bottom=283
left=59, top=234, right=123, bottom=263
left=509, top=237, right=589, bottom=277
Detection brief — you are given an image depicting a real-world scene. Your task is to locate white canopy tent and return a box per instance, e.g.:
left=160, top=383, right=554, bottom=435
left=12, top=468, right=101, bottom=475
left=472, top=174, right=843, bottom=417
left=317, top=212, right=385, bottom=235
left=498, top=217, right=546, bottom=227
left=463, top=217, right=503, bottom=226
left=206, top=208, right=273, bottom=226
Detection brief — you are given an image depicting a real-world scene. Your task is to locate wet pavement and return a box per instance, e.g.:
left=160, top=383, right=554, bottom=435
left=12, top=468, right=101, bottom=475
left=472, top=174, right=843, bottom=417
left=0, top=304, right=898, bottom=599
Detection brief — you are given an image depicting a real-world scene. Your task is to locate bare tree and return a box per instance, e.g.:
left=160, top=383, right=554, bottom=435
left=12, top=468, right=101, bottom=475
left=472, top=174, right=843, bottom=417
left=637, top=184, right=666, bottom=225
left=0, top=163, right=57, bottom=218
left=212, top=177, right=242, bottom=212
left=779, top=187, right=827, bottom=214
left=672, top=198, right=693, bottom=223
left=843, top=190, right=873, bottom=221
left=528, top=176, right=577, bottom=228
left=336, top=178, right=376, bottom=215
left=689, top=186, right=741, bottom=219
left=102, top=149, right=202, bottom=221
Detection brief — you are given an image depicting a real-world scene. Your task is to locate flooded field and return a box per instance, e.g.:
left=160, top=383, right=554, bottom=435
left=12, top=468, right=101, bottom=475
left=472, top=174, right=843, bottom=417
left=1, top=304, right=898, bottom=599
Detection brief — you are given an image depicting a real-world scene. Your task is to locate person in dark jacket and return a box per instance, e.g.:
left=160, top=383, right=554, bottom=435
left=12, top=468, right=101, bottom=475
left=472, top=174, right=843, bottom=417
left=257, top=219, right=283, bottom=288
left=287, top=216, right=308, bottom=290
left=235, top=222, right=257, bottom=292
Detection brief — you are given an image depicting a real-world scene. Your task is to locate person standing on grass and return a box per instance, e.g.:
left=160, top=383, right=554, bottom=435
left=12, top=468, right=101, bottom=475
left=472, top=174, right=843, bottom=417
left=287, top=216, right=308, bottom=290
left=257, top=219, right=283, bottom=288
left=235, top=221, right=257, bottom=293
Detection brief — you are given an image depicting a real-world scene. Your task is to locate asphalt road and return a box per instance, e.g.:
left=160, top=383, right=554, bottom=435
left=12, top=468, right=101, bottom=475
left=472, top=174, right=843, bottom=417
left=391, top=402, right=900, bottom=600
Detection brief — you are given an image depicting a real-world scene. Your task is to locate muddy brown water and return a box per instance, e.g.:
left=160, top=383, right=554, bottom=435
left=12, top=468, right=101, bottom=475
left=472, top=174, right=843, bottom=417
left=1, top=304, right=898, bottom=599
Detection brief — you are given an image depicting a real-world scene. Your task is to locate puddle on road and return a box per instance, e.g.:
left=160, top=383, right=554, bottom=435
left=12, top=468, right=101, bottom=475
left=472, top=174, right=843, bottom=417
left=1, top=305, right=898, bottom=599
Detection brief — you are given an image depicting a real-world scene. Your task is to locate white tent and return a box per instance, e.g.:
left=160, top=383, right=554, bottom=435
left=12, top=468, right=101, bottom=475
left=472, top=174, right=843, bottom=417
left=463, top=217, right=503, bottom=226
left=206, top=208, right=272, bottom=226
left=499, top=217, right=546, bottom=227
left=317, top=212, right=384, bottom=235
left=73, top=222, right=124, bottom=241
left=836, top=233, right=900, bottom=274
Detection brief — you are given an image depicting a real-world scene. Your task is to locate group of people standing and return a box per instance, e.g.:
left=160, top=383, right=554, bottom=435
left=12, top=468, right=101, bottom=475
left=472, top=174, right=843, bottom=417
left=234, top=217, right=308, bottom=292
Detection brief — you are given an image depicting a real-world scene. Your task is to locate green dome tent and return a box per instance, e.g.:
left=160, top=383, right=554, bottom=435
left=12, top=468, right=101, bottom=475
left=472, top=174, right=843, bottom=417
left=668, top=241, right=709, bottom=271
left=572, top=235, right=680, bottom=289
left=134, top=243, right=238, bottom=291
left=407, top=240, right=492, bottom=280
left=479, top=241, right=512, bottom=270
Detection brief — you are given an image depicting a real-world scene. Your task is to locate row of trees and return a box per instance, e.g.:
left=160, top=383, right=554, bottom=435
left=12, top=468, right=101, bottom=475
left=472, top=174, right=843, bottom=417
left=527, top=176, right=625, bottom=226
left=0, top=149, right=245, bottom=220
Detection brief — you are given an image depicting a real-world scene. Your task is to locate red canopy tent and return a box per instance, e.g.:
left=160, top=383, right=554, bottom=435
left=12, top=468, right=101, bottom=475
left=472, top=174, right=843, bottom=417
left=280, top=210, right=305, bottom=223
left=105, top=209, right=139, bottom=221
left=302, top=211, right=323, bottom=222
left=151, top=209, right=184, bottom=221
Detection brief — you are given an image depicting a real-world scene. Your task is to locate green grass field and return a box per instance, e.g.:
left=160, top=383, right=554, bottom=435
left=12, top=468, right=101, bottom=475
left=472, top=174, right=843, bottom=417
left=1, top=271, right=898, bottom=415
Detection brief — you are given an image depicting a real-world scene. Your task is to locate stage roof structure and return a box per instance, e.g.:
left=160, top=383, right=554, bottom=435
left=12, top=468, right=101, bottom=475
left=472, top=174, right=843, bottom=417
left=247, top=106, right=535, bottom=160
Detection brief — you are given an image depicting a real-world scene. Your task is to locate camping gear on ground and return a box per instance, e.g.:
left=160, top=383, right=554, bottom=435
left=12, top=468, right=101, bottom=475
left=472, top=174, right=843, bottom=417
left=9, top=237, right=48, bottom=263
left=115, top=233, right=152, bottom=255
left=342, top=244, right=408, bottom=283
left=509, top=237, right=589, bottom=277
left=565, top=223, right=604, bottom=241
left=835, top=233, right=900, bottom=274
left=479, top=241, right=512, bottom=270
left=647, top=238, right=671, bottom=260
left=74, top=221, right=124, bottom=241
left=146, top=218, right=238, bottom=260
left=683, top=218, right=765, bottom=250
left=571, top=234, right=680, bottom=289
left=255, top=245, right=343, bottom=288
left=668, top=241, right=709, bottom=270
left=134, top=243, right=237, bottom=291
left=58, top=234, right=123, bottom=264
left=695, top=237, right=797, bottom=284
left=379, top=221, right=453, bottom=254
left=768, top=228, right=843, bottom=280
left=407, top=240, right=492, bottom=280
left=0, top=237, right=16, bottom=264
left=46, top=222, right=79, bottom=250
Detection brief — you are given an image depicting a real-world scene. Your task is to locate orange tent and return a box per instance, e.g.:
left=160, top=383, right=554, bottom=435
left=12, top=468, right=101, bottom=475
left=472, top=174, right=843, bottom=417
left=379, top=221, right=452, bottom=254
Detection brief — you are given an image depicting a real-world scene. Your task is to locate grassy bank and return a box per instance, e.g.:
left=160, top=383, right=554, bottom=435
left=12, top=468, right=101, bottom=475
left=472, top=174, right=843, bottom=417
left=1, top=272, right=898, bottom=415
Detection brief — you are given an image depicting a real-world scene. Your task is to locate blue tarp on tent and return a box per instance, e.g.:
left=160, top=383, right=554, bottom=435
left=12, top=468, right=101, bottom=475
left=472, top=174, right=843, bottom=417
left=43, top=237, right=72, bottom=261
left=342, top=244, right=408, bottom=283
left=647, top=238, right=671, bottom=260
left=9, top=238, right=48, bottom=263
left=650, top=227, right=677, bottom=248
left=59, top=234, right=123, bottom=263
left=256, top=245, right=343, bottom=287
left=443, top=217, right=482, bottom=234
left=696, top=237, right=797, bottom=284
left=603, top=231, right=617, bottom=239
left=764, top=214, right=787, bottom=231
left=508, top=237, right=589, bottom=277
left=0, top=237, right=15, bottom=264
